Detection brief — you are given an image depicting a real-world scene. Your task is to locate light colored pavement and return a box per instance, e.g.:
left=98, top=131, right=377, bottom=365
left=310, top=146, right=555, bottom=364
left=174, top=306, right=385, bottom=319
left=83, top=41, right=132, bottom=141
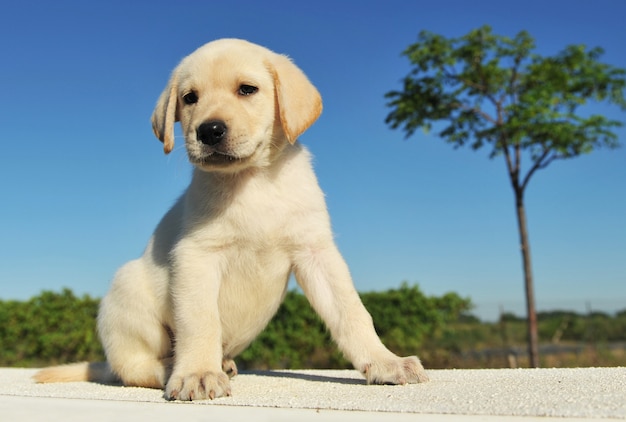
left=1, top=367, right=624, bottom=421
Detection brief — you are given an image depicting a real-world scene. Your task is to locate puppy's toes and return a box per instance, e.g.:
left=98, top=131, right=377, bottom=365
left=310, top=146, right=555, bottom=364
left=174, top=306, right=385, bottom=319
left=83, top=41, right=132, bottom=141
left=222, top=358, right=238, bottom=378
left=400, top=355, right=430, bottom=383
left=165, top=371, right=231, bottom=401
left=362, top=355, right=429, bottom=385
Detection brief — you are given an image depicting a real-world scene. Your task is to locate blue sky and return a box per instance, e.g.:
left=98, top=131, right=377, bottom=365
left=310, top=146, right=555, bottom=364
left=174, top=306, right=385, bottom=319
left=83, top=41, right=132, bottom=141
left=1, top=0, right=624, bottom=321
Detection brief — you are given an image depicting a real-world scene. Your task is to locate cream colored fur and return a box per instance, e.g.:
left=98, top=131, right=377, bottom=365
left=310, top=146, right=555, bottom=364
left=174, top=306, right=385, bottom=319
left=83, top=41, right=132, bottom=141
left=34, top=38, right=428, bottom=400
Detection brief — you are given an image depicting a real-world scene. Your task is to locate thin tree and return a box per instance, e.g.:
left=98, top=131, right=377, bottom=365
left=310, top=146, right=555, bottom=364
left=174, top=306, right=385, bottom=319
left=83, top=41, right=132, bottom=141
left=385, top=25, right=625, bottom=367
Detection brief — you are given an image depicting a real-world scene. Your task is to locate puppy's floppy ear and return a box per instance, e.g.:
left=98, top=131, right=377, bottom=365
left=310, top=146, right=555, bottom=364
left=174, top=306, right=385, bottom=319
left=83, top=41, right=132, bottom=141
left=151, top=71, right=179, bottom=154
left=269, top=54, right=323, bottom=144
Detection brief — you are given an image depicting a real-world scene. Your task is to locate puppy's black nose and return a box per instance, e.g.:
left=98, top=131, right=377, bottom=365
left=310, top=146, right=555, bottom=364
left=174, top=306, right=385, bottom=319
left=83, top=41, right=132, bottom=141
left=197, top=120, right=227, bottom=146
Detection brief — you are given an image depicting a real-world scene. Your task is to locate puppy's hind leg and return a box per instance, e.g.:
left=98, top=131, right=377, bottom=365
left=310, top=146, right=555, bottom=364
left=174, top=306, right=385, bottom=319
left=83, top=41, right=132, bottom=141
left=98, top=260, right=173, bottom=389
left=222, top=357, right=238, bottom=378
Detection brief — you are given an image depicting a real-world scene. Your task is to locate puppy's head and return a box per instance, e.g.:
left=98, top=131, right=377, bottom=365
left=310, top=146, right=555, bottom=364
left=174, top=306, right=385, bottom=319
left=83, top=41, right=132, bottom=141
left=151, top=39, right=322, bottom=172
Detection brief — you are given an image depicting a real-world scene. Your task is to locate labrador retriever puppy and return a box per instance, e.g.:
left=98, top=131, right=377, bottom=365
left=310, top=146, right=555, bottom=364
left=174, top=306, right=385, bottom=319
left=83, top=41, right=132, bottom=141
left=35, top=38, right=429, bottom=400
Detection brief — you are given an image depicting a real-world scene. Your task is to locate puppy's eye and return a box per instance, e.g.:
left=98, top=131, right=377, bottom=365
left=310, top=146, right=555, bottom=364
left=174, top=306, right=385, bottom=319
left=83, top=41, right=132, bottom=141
left=238, top=85, right=258, bottom=96
left=183, top=91, right=198, bottom=105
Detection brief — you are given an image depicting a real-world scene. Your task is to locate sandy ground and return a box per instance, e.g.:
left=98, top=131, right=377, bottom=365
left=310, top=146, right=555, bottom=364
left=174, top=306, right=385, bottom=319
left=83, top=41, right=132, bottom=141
left=1, top=367, right=624, bottom=421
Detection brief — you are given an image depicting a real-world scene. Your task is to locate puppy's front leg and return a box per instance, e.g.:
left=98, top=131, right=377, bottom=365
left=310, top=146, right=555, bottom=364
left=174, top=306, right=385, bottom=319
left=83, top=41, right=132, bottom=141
left=165, top=244, right=230, bottom=400
left=294, top=243, right=429, bottom=385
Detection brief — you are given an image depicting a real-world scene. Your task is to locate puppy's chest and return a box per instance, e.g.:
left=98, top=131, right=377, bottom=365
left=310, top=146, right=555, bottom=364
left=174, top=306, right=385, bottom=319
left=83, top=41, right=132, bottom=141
left=199, top=195, right=296, bottom=280
left=221, top=196, right=300, bottom=247
left=192, top=187, right=305, bottom=251
left=185, top=163, right=326, bottom=257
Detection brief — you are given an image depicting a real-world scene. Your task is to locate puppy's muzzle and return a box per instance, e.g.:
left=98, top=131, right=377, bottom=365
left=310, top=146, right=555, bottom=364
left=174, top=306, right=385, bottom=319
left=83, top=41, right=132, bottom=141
left=197, top=120, right=228, bottom=146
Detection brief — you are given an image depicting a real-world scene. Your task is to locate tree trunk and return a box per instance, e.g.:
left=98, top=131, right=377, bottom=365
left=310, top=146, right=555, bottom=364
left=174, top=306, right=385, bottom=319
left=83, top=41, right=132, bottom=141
left=514, top=189, right=540, bottom=367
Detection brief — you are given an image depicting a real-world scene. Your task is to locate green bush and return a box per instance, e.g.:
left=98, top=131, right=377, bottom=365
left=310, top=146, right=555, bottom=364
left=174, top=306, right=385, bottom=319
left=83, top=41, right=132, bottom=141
left=2, top=286, right=624, bottom=369
left=0, top=289, right=104, bottom=366
left=0, top=284, right=471, bottom=369
left=239, top=283, right=472, bottom=369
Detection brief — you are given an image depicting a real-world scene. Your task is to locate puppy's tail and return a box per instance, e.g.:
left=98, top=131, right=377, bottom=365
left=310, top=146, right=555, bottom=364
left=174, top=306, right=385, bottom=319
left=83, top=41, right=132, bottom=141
left=33, top=362, right=119, bottom=384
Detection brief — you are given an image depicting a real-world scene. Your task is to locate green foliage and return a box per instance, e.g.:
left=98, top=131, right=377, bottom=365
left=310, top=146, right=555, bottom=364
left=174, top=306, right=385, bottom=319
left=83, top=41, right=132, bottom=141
left=237, top=290, right=345, bottom=369
left=360, top=283, right=472, bottom=355
left=0, top=285, right=471, bottom=369
left=385, top=25, right=626, bottom=188
left=0, top=289, right=104, bottom=366
left=238, top=283, right=472, bottom=369
left=2, top=287, right=625, bottom=369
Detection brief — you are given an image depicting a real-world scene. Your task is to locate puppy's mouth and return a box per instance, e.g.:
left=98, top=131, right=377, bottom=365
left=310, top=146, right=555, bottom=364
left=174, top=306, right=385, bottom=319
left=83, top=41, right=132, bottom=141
left=193, top=151, right=242, bottom=167
left=189, top=145, right=262, bottom=171
left=186, top=138, right=264, bottom=171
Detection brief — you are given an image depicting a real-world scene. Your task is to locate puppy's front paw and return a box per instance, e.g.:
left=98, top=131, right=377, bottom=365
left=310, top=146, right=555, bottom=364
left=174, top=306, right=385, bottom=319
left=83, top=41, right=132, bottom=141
left=165, top=371, right=231, bottom=400
left=362, top=355, right=429, bottom=385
